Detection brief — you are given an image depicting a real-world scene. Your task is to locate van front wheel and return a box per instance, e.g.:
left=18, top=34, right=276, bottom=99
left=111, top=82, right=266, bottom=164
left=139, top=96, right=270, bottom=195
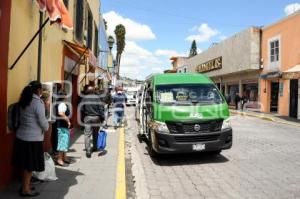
left=148, top=131, right=158, bottom=158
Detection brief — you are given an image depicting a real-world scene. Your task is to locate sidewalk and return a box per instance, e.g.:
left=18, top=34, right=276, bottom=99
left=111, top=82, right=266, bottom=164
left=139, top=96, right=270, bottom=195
left=230, top=109, right=300, bottom=127
left=0, top=118, right=124, bottom=199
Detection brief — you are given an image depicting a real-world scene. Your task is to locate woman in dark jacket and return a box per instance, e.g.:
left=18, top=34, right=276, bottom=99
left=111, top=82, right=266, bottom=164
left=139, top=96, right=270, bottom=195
left=12, top=81, right=49, bottom=197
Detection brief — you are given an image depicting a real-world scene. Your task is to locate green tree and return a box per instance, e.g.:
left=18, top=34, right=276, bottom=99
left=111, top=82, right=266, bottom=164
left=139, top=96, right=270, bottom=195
left=114, top=24, right=126, bottom=79
left=189, top=40, right=198, bottom=57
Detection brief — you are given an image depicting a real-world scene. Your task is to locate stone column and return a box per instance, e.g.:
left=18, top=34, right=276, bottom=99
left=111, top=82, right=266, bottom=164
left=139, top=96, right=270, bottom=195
left=225, top=83, right=228, bottom=96
left=239, top=79, right=243, bottom=96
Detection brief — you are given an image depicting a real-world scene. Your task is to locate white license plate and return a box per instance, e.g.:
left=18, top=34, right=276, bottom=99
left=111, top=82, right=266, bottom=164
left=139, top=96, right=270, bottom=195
left=192, top=144, right=206, bottom=151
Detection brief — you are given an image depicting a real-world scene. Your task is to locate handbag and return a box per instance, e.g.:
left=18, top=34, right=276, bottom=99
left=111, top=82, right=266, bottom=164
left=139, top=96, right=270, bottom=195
left=97, top=130, right=107, bottom=150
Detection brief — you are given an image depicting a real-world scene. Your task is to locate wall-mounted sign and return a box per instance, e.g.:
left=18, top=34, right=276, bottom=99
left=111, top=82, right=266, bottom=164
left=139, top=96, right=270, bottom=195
left=196, top=56, right=222, bottom=73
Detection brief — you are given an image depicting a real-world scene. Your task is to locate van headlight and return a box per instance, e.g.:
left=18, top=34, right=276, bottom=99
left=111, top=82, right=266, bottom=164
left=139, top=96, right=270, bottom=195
left=153, top=121, right=169, bottom=133
left=221, top=118, right=231, bottom=130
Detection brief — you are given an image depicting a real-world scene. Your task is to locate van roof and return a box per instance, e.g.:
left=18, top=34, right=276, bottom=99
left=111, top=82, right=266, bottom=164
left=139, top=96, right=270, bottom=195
left=150, top=73, right=213, bottom=85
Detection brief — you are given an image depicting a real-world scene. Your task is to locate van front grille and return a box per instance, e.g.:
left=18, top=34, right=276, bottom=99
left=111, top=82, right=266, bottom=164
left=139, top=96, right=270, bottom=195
left=174, top=134, right=220, bottom=143
left=166, top=119, right=223, bottom=134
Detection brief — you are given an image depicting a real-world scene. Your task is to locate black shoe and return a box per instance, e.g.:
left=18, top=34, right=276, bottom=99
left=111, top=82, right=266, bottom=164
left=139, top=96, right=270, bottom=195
left=19, top=186, right=35, bottom=193
left=86, top=152, right=91, bottom=158
left=20, top=191, right=40, bottom=197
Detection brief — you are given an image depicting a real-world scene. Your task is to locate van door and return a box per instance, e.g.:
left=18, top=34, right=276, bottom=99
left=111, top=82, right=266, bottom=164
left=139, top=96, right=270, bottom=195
left=144, top=89, right=153, bottom=138
left=140, top=86, right=147, bottom=135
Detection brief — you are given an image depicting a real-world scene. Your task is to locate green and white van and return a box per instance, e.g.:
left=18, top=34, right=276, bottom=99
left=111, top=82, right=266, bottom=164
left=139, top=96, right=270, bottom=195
left=139, top=73, right=232, bottom=156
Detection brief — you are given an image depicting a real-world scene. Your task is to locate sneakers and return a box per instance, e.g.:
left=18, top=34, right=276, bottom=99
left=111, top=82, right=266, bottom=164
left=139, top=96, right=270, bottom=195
left=86, top=151, right=91, bottom=158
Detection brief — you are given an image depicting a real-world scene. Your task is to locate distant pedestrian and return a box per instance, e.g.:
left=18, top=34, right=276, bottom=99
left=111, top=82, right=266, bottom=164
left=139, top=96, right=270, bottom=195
left=101, top=88, right=112, bottom=129
left=54, top=91, right=71, bottom=166
left=112, top=86, right=127, bottom=129
left=12, top=81, right=49, bottom=197
left=241, top=92, right=248, bottom=111
left=81, top=86, right=105, bottom=158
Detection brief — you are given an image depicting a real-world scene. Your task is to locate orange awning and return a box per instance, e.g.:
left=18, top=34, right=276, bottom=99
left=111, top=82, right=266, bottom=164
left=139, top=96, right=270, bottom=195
left=63, top=40, right=99, bottom=68
left=36, top=0, right=73, bottom=30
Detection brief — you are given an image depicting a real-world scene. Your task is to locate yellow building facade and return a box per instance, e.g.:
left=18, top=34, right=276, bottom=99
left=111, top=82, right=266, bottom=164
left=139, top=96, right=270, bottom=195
left=1, top=0, right=101, bottom=189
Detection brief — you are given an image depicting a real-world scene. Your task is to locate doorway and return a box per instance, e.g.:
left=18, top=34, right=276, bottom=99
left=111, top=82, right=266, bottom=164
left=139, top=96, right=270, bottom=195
left=270, top=82, right=279, bottom=112
left=289, top=79, right=298, bottom=118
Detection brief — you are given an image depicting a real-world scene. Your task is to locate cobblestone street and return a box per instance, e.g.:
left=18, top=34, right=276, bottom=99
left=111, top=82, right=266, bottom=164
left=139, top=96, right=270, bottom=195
left=125, top=107, right=300, bottom=199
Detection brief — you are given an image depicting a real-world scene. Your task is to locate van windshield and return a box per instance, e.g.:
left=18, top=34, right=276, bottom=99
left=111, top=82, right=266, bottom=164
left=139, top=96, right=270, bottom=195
left=156, top=84, right=223, bottom=105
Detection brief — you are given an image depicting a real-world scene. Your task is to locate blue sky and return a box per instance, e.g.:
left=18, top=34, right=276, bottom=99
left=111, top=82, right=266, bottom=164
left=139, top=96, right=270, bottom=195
left=101, top=0, right=300, bottom=80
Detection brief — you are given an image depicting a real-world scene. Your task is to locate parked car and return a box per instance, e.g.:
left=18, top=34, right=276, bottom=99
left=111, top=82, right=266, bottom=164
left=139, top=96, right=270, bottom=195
left=124, top=87, right=139, bottom=106
left=139, top=73, right=232, bottom=157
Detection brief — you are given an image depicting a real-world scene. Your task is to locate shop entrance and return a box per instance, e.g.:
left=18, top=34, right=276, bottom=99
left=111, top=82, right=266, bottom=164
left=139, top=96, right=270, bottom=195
left=270, top=82, right=279, bottom=112
left=289, top=79, right=298, bottom=118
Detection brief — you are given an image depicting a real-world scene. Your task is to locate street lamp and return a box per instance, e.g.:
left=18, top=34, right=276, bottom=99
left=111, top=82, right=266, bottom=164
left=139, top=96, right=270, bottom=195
left=108, top=36, right=115, bottom=51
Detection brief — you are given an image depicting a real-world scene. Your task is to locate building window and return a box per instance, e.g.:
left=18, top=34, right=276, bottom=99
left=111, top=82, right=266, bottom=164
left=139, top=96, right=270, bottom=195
left=94, top=24, right=98, bottom=56
left=87, top=7, right=93, bottom=50
left=63, top=0, right=69, bottom=9
left=270, top=40, right=279, bottom=63
left=75, top=0, right=84, bottom=42
left=184, top=68, right=187, bottom=73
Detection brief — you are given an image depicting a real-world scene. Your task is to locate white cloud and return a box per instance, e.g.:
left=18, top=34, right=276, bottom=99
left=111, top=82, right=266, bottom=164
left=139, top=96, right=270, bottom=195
left=284, top=3, right=300, bottom=15
left=118, top=41, right=165, bottom=79
left=155, top=49, right=187, bottom=58
left=103, top=11, right=156, bottom=41
left=219, top=35, right=227, bottom=41
left=186, top=23, right=219, bottom=43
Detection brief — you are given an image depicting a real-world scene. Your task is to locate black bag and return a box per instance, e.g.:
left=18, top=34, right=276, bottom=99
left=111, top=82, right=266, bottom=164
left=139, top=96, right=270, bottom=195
left=7, top=103, right=20, bottom=131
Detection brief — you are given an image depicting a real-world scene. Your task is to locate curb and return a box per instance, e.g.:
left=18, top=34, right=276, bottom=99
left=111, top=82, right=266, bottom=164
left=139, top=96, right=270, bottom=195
left=115, top=127, right=126, bottom=199
left=230, top=110, right=300, bottom=128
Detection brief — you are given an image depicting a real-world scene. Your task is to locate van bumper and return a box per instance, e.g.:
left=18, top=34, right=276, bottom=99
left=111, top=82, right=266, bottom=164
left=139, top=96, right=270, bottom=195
left=151, top=128, right=232, bottom=154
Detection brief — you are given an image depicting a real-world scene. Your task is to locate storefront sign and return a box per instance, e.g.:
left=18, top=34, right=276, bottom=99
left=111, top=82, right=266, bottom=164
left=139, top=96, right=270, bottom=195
left=282, top=72, right=300, bottom=79
left=196, top=56, right=222, bottom=73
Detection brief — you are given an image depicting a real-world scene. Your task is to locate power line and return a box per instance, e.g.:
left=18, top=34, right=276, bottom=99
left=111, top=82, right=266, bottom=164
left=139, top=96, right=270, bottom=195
left=105, top=0, right=253, bottom=28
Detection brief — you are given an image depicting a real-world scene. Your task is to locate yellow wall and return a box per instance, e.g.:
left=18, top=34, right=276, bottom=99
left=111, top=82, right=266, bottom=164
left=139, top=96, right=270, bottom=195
left=7, top=0, right=100, bottom=107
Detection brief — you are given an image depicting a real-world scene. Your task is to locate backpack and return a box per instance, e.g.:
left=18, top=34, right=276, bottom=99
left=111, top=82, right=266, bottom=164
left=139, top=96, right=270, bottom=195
left=7, top=103, right=21, bottom=131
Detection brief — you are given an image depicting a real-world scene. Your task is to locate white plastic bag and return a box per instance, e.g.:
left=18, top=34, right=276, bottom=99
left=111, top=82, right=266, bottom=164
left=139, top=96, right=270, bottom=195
left=32, top=152, right=58, bottom=181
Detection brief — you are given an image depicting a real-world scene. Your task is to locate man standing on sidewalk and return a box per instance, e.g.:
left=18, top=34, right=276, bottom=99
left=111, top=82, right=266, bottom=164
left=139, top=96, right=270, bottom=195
left=81, top=86, right=105, bottom=158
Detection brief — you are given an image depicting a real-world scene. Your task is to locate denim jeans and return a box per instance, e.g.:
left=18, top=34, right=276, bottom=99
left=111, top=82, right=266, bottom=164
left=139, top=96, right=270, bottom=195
left=114, top=108, right=124, bottom=126
left=84, top=116, right=101, bottom=153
